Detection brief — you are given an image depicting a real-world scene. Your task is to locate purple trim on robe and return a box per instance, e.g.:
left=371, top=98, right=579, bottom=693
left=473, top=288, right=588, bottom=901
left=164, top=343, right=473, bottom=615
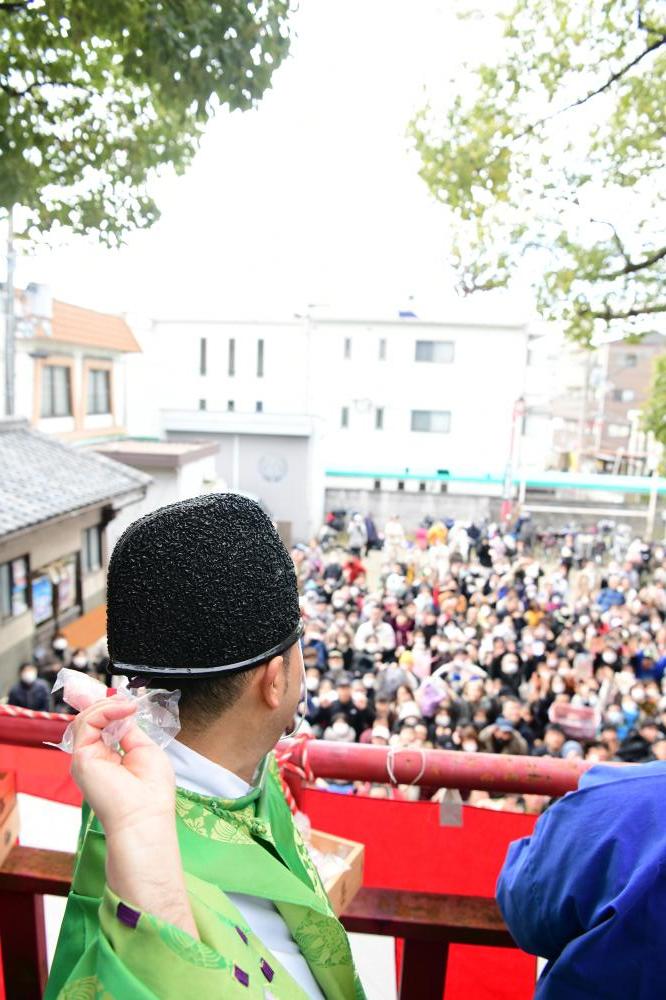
left=235, top=925, right=249, bottom=944
left=116, top=902, right=141, bottom=929
left=260, top=958, right=275, bottom=982
left=234, top=965, right=250, bottom=987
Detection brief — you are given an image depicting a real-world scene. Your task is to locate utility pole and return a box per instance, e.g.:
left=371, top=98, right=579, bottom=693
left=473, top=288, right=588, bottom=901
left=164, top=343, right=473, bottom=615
left=3, top=207, right=15, bottom=417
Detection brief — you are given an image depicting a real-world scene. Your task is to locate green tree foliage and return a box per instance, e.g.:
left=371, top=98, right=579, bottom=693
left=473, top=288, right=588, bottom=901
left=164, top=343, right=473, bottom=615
left=0, top=0, right=292, bottom=244
left=410, top=1, right=666, bottom=346
left=643, top=353, right=666, bottom=454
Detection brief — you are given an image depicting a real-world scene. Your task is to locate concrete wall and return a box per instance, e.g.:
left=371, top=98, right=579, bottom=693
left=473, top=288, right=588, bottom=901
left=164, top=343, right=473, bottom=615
left=166, top=430, right=313, bottom=542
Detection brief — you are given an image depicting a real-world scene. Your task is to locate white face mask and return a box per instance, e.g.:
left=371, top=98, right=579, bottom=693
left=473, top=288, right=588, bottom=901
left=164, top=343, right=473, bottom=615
left=72, top=656, right=87, bottom=668
left=332, top=721, right=349, bottom=736
left=53, top=638, right=68, bottom=650
left=21, top=669, right=38, bottom=684
left=306, top=677, right=319, bottom=692
left=363, top=675, right=375, bottom=689
left=462, top=741, right=478, bottom=752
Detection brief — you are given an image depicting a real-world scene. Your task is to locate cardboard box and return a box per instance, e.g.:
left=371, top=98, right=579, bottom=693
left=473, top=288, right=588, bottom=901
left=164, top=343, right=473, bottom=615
left=310, top=828, right=364, bottom=916
left=0, top=771, right=16, bottom=826
left=0, top=804, right=20, bottom=867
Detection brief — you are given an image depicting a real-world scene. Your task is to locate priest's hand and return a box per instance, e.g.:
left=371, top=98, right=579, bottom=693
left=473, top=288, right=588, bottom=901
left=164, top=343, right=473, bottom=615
left=71, top=698, right=175, bottom=838
left=70, top=698, right=199, bottom=940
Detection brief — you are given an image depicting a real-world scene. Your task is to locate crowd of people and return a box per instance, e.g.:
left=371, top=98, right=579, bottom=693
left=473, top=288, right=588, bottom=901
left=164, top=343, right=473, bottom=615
left=7, top=509, right=666, bottom=814
left=292, top=511, right=666, bottom=812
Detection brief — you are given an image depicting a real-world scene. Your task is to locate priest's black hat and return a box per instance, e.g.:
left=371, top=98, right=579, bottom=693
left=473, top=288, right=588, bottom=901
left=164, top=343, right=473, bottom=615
left=107, top=493, right=302, bottom=678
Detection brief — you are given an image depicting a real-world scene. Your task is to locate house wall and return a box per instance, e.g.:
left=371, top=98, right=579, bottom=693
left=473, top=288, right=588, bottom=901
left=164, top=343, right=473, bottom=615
left=0, top=507, right=109, bottom=691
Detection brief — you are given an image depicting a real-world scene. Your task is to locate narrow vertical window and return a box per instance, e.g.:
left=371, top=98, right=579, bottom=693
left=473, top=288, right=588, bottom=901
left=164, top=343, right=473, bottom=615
left=228, top=338, right=236, bottom=377
left=199, top=399, right=207, bottom=411
left=228, top=400, right=235, bottom=412
left=375, top=407, right=384, bottom=430
left=378, top=338, right=386, bottom=361
left=341, top=406, right=349, bottom=428
left=200, top=337, right=207, bottom=376
left=343, top=337, right=351, bottom=360
left=257, top=339, right=264, bottom=377
left=256, top=401, right=263, bottom=412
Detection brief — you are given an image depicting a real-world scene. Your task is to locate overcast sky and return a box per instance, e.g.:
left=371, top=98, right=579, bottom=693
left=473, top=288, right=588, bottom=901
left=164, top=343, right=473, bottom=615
left=15, top=1, right=519, bottom=321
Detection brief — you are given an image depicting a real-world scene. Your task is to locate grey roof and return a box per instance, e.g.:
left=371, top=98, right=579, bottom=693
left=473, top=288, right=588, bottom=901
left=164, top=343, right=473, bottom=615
left=0, top=419, right=151, bottom=539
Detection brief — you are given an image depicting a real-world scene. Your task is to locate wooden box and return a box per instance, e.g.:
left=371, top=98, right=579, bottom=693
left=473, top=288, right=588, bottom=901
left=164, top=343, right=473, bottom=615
left=0, top=771, right=16, bottom=824
left=310, top=828, right=364, bottom=916
left=0, top=804, right=20, bottom=867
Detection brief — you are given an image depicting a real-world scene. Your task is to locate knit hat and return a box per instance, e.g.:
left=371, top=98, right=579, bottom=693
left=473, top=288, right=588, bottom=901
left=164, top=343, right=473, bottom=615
left=107, top=493, right=302, bottom=677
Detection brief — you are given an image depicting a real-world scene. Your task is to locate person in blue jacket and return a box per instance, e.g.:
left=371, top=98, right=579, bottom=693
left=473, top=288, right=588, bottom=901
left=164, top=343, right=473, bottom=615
left=497, top=761, right=666, bottom=999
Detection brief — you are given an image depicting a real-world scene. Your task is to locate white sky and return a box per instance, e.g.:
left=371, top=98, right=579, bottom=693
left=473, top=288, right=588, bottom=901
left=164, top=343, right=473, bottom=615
left=15, top=0, right=518, bottom=321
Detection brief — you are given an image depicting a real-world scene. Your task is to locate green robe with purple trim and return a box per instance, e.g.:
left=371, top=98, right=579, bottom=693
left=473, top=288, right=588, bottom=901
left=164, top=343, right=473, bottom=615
left=45, top=755, right=365, bottom=1000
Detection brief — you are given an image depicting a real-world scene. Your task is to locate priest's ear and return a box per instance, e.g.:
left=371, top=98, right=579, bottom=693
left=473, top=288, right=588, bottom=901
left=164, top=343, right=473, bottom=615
left=258, top=654, right=289, bottom=710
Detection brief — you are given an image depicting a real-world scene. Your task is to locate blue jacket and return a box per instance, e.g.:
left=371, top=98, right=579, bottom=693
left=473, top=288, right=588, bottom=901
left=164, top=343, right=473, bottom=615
left=497, top=762, right=666, bottom=999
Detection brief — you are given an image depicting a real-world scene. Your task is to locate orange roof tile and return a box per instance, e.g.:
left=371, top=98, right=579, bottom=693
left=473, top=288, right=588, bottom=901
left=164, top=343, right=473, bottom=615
left=43, top=300, right=141, bottom=353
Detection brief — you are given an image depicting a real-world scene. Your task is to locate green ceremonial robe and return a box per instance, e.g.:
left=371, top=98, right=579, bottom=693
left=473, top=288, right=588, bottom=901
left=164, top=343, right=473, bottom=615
left=45, top=755, right=366, bottom=1000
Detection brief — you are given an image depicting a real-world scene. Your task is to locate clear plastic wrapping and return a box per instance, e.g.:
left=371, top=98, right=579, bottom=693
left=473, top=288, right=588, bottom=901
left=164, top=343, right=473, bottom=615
left=48, top=668, right=180, bottom=753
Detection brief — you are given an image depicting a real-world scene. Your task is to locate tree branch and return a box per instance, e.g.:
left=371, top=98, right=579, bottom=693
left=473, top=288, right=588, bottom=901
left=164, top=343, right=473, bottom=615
left=581, top=303, right=666, bottom=322
left=515, top=35, right=666, bottom=140
left=598, top=245, right=666, bottom=280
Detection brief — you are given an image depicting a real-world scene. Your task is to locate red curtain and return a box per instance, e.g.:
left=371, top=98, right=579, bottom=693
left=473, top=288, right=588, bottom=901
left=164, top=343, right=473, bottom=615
left=0, top=744, right=81, bottom=807
left=301, top=787, right=538, bottom=1000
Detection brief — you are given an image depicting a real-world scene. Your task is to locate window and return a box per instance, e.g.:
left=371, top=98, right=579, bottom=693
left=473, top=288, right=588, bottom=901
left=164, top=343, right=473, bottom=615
left=199, top=337, right=207, bottom=376
left=378, top=338, right=387, bottom=361
left=83, top=526, right=102, bottom=573
left=397, top=480, right=405, bottom=491
left=199, top=399, right=207, bottom=411
left=341, top=406, right=349, bottom=428
left=0, top=556, right=29, bottom=620
left=375, top=407, right=384, bottom=430
left=612, top=388, right=635, bottom=402
left=418, top=481, right=426, bottom=492
left=411, top=410, right=451, bottom=433
left=608, top=423, right=629, bottom=438
left=623, top=353, right=638, bottom=368
left=228, top=338, right=236, bottom=376
left=415, top=340, right=455, bottom=364
left=257, top=339, right=264, bottom=378
left=343, top=337, right=352, bottom=360
left=87, top=369, right=111, bottom=414
left=41, top=364, right=71, bottom=417
left=373, top=479, right=381, bottom=491
left=256, top=401, right=263, bottom=412
left=227, top=400, right=235, bottom=412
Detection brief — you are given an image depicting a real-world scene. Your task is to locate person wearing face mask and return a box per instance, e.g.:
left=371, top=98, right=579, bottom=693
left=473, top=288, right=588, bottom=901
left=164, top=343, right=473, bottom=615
left=51, top=630, right=69, bottom=663
left=479, top=717, right=529, bottom=755
left=70, top=647, right=92, bottom=673
left=8, top=662, right=51, bottom=711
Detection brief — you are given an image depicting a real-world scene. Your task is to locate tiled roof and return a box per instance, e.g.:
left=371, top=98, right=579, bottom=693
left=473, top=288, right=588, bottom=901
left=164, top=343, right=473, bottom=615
left=0, top=420, right=151, bottom=539
left=48, top=299, right=141, bottom=353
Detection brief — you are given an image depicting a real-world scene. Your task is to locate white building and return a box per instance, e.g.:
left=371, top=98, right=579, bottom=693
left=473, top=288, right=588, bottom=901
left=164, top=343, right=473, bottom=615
left=127, top=310, right=530, bottom=538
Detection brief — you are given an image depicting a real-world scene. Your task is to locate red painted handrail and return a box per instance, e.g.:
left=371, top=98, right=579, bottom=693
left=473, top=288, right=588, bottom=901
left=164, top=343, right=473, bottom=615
left=0, top=709, right=594, bottom=796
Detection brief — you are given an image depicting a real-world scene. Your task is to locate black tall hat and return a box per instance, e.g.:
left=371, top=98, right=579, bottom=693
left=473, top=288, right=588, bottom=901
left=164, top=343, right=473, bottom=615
left=107, top=493, right=302, bottom=678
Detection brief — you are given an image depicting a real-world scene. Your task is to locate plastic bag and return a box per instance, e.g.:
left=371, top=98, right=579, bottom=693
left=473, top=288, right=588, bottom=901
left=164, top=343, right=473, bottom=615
left=48, top=668, right=180, bottom=753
